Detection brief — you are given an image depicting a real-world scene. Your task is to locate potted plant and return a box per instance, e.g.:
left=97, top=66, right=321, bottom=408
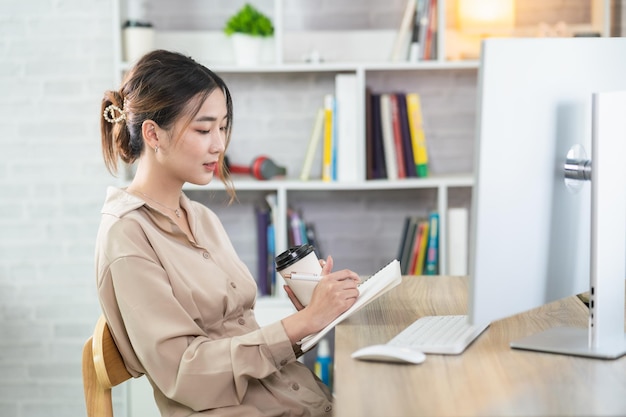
left=224, top=3, right=274, bottom=66
left=122, top=0, right=155, bottom=63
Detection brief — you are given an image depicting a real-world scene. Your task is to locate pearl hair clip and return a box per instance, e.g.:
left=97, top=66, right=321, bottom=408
left=103, top=101, right=127, bottom=124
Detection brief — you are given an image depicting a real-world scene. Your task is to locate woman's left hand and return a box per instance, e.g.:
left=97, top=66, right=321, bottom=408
left=283, top=256, right=331, bottom=311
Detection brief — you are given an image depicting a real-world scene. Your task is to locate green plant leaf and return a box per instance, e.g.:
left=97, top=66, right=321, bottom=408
left=224, top=3, right=274, bottom=37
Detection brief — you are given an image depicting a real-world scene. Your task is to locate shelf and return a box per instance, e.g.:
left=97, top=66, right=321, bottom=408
left=117, top=60, right=480, bottom=74
left=182, top=173, right=474, bottom=192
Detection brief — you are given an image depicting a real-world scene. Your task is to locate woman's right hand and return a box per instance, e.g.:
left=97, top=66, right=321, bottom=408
left=281, top=256, right=361, bottom=344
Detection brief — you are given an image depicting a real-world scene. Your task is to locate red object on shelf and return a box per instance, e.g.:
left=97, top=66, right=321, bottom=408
left=225, top=155, right=287, bottom=180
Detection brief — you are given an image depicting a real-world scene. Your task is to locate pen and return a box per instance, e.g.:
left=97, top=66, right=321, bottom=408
left=290, top=273, right=321, bottom=282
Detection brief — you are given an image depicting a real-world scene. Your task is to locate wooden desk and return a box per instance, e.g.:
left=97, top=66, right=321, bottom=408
left=334, top=276, right=626, bottom=417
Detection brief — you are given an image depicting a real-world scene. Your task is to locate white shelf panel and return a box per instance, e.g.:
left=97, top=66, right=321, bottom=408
left=117, top=60, right=479, bottom=75
left=182, top=173, right=474, bottom=192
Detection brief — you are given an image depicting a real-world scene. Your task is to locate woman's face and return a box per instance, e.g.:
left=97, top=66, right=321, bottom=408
left=159, top=89, right=228, bottom=186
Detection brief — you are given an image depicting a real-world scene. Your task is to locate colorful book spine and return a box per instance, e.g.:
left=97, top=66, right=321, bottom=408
left=406, top=92, right=429, bottom=177
left=389, top=93, right=407, bottom=179
left=365, top=88, right=375, bottom=180
left=322, top=94, right=334, bottom=182
left=400, top=216, right=419, bottom=274
left=414, top=220, right=429, bottom=274
left=335, top=73, right=360, bottom=182
left=424, top=211, right=439, bottom=275
left=331, top=94, right=338, bottom=181
left=390, top=0, right=418, bottom=62
left=397, top=93, right=417, bottom=177
left=265, top=194, right=278, bottom=295
left=447, top=207, right=468, bottom=276
left=254, top=205, right=270, bottom=295
left=300, top=107, right=325, bottom=181
left=370, top=94, right=387, bottom=179
left=379, top=93, right=398, bottom=180
left=407, top=219, right=423, bottom=275
left=423, top=0, right=437, bottom=60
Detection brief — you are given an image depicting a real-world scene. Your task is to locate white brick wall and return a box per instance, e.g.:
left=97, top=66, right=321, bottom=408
left=0, top=1, right=622, bottom=416
left=0, top=0, right=116, bottom=416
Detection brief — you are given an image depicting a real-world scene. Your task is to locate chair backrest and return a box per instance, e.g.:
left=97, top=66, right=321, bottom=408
left=82, top=314, right=133, bottom=417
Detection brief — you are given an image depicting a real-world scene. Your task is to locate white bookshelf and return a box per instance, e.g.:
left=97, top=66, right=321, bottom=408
left=110, top=0, right=611, bottom=281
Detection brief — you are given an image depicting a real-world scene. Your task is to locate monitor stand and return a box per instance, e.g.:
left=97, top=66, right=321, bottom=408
left=511, top=90, right=626, bottom=359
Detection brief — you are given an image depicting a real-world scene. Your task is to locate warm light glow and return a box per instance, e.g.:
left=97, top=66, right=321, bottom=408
left=457, top=0, right=515, bottom=35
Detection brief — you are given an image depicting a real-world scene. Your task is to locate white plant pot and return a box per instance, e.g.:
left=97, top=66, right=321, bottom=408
left=123, top=26, right=155, bottom=63
left=231, top=34, right=265, bottom=66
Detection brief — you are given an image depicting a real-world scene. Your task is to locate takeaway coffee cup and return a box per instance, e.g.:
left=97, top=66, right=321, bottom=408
left=275, top=244, right=322, bottom=306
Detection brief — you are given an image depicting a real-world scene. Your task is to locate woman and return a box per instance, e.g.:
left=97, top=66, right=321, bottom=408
left=95, top=49, right=361, bottom=416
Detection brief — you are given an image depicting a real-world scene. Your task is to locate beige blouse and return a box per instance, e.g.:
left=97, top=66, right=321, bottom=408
left=95, top=187, right=332, bottom=417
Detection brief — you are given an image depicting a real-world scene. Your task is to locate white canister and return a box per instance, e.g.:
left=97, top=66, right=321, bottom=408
left=123, top=23, right=155, bottom=63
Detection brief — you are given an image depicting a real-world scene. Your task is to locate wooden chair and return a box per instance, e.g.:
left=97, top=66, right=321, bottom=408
left=82, top=315, right=133, bottom=417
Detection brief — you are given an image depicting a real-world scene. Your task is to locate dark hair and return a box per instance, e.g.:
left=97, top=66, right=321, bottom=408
left=100, top=49, right=235, bottom=199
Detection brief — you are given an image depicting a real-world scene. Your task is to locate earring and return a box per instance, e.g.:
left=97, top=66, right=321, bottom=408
left=154, top=146, right=159, bottom=153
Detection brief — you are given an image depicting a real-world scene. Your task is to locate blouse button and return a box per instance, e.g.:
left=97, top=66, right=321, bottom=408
left=230, top=282, right=237, bottom=288
left=291, top=383, right=300, bottom=391
left=202, top=252, right=209, bottom=259
left=324, top=405, right=332, bottom=413
left=238, top=317, right=245, bottom=325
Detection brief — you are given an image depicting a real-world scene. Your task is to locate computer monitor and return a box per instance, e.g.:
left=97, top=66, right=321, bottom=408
left=468, top=37, right=626, bottom=358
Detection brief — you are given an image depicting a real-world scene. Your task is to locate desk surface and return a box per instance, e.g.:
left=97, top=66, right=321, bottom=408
left=334, top=276, right=626, bottom=417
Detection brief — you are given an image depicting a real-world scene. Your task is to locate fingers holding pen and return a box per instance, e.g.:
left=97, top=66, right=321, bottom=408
left=320, top=255, right=332, bottom=275
left=316, top=268, right=361, bottom=301
left=320, top=256, right=361, bottom=285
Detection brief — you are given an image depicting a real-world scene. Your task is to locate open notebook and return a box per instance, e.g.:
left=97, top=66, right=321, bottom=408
left=299, top=259, right=402, bottom=352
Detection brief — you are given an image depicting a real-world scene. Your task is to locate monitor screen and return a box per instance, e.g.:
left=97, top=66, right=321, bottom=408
left=467, top=37, right=626, bottom=356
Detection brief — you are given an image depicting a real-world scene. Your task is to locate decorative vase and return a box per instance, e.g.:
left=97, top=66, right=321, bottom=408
left=122, top=22, right=155, bottom=63
left=231, top=33, right=265, bottom=66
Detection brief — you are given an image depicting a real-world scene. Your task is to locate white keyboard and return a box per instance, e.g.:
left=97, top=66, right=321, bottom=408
left=388, top=315, right=490, bottom=355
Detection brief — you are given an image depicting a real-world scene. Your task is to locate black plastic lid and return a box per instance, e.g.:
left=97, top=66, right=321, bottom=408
left=123, top=20, right=153, bottom=28
left=274, top=244, right=316, bottom=271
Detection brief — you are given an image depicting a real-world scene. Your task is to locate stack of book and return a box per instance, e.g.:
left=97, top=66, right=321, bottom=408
left=390, top=0, right=438, bottom=62
left=366, top=90, right=429, bottom=180
left=287, top=207, right=321, bottom=254
left=255, top=198, right=322, bottom=296
left=397, top=211, right=439, bottom=275
left=300, top=74, right=360, bottom=183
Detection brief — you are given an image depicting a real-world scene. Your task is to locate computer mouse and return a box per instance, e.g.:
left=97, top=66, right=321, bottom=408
left=351, top=344, right=426, bottom=364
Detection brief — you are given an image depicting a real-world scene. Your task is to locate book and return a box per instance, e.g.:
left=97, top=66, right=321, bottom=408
left=396, top=216, right=411, bottom=262
left=389, top=93, right=407, bottom=179
left=265, top=194, right=278, bottom=294
left=397, top=93, right=417, bottom=178
left=370, top=94, right=387, bottom=179
left=305, top=223, right=322, bottom=259
left=299, top=259, right=403, bottom=352
left=299, top=107, right=325, bottom=181
left=331, top=94, right=338, bottom=181
left=408, top=220, right=428, bottom=274
left=266, top=224, right=275, bottom=294
left=335, top=73, right=359, bottom=182
left=390, top=0, right=417, bottom=62
left=288, top=208, right=304, bottom=246
left=417, top=0, right=431, bottom=60
left=365, top=88, right=375, bottom=180
left=413, top=220, right=429, bottom=274
left=447, top=207, right=469, bottom=276
left=322, top=94, right=335, bottom=182
left=399, top=216, right=419, bottom=274
left=406, top=93, right=429, bottom=177
left=379, top=93, right=398, bottom=180
left=423, top=0, right=437, bottom=60
left=408, top=0, right=427, bottom=62
left=424, top=211, right=439, bottom=275
left=254, top=205, right=270, bottom=295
